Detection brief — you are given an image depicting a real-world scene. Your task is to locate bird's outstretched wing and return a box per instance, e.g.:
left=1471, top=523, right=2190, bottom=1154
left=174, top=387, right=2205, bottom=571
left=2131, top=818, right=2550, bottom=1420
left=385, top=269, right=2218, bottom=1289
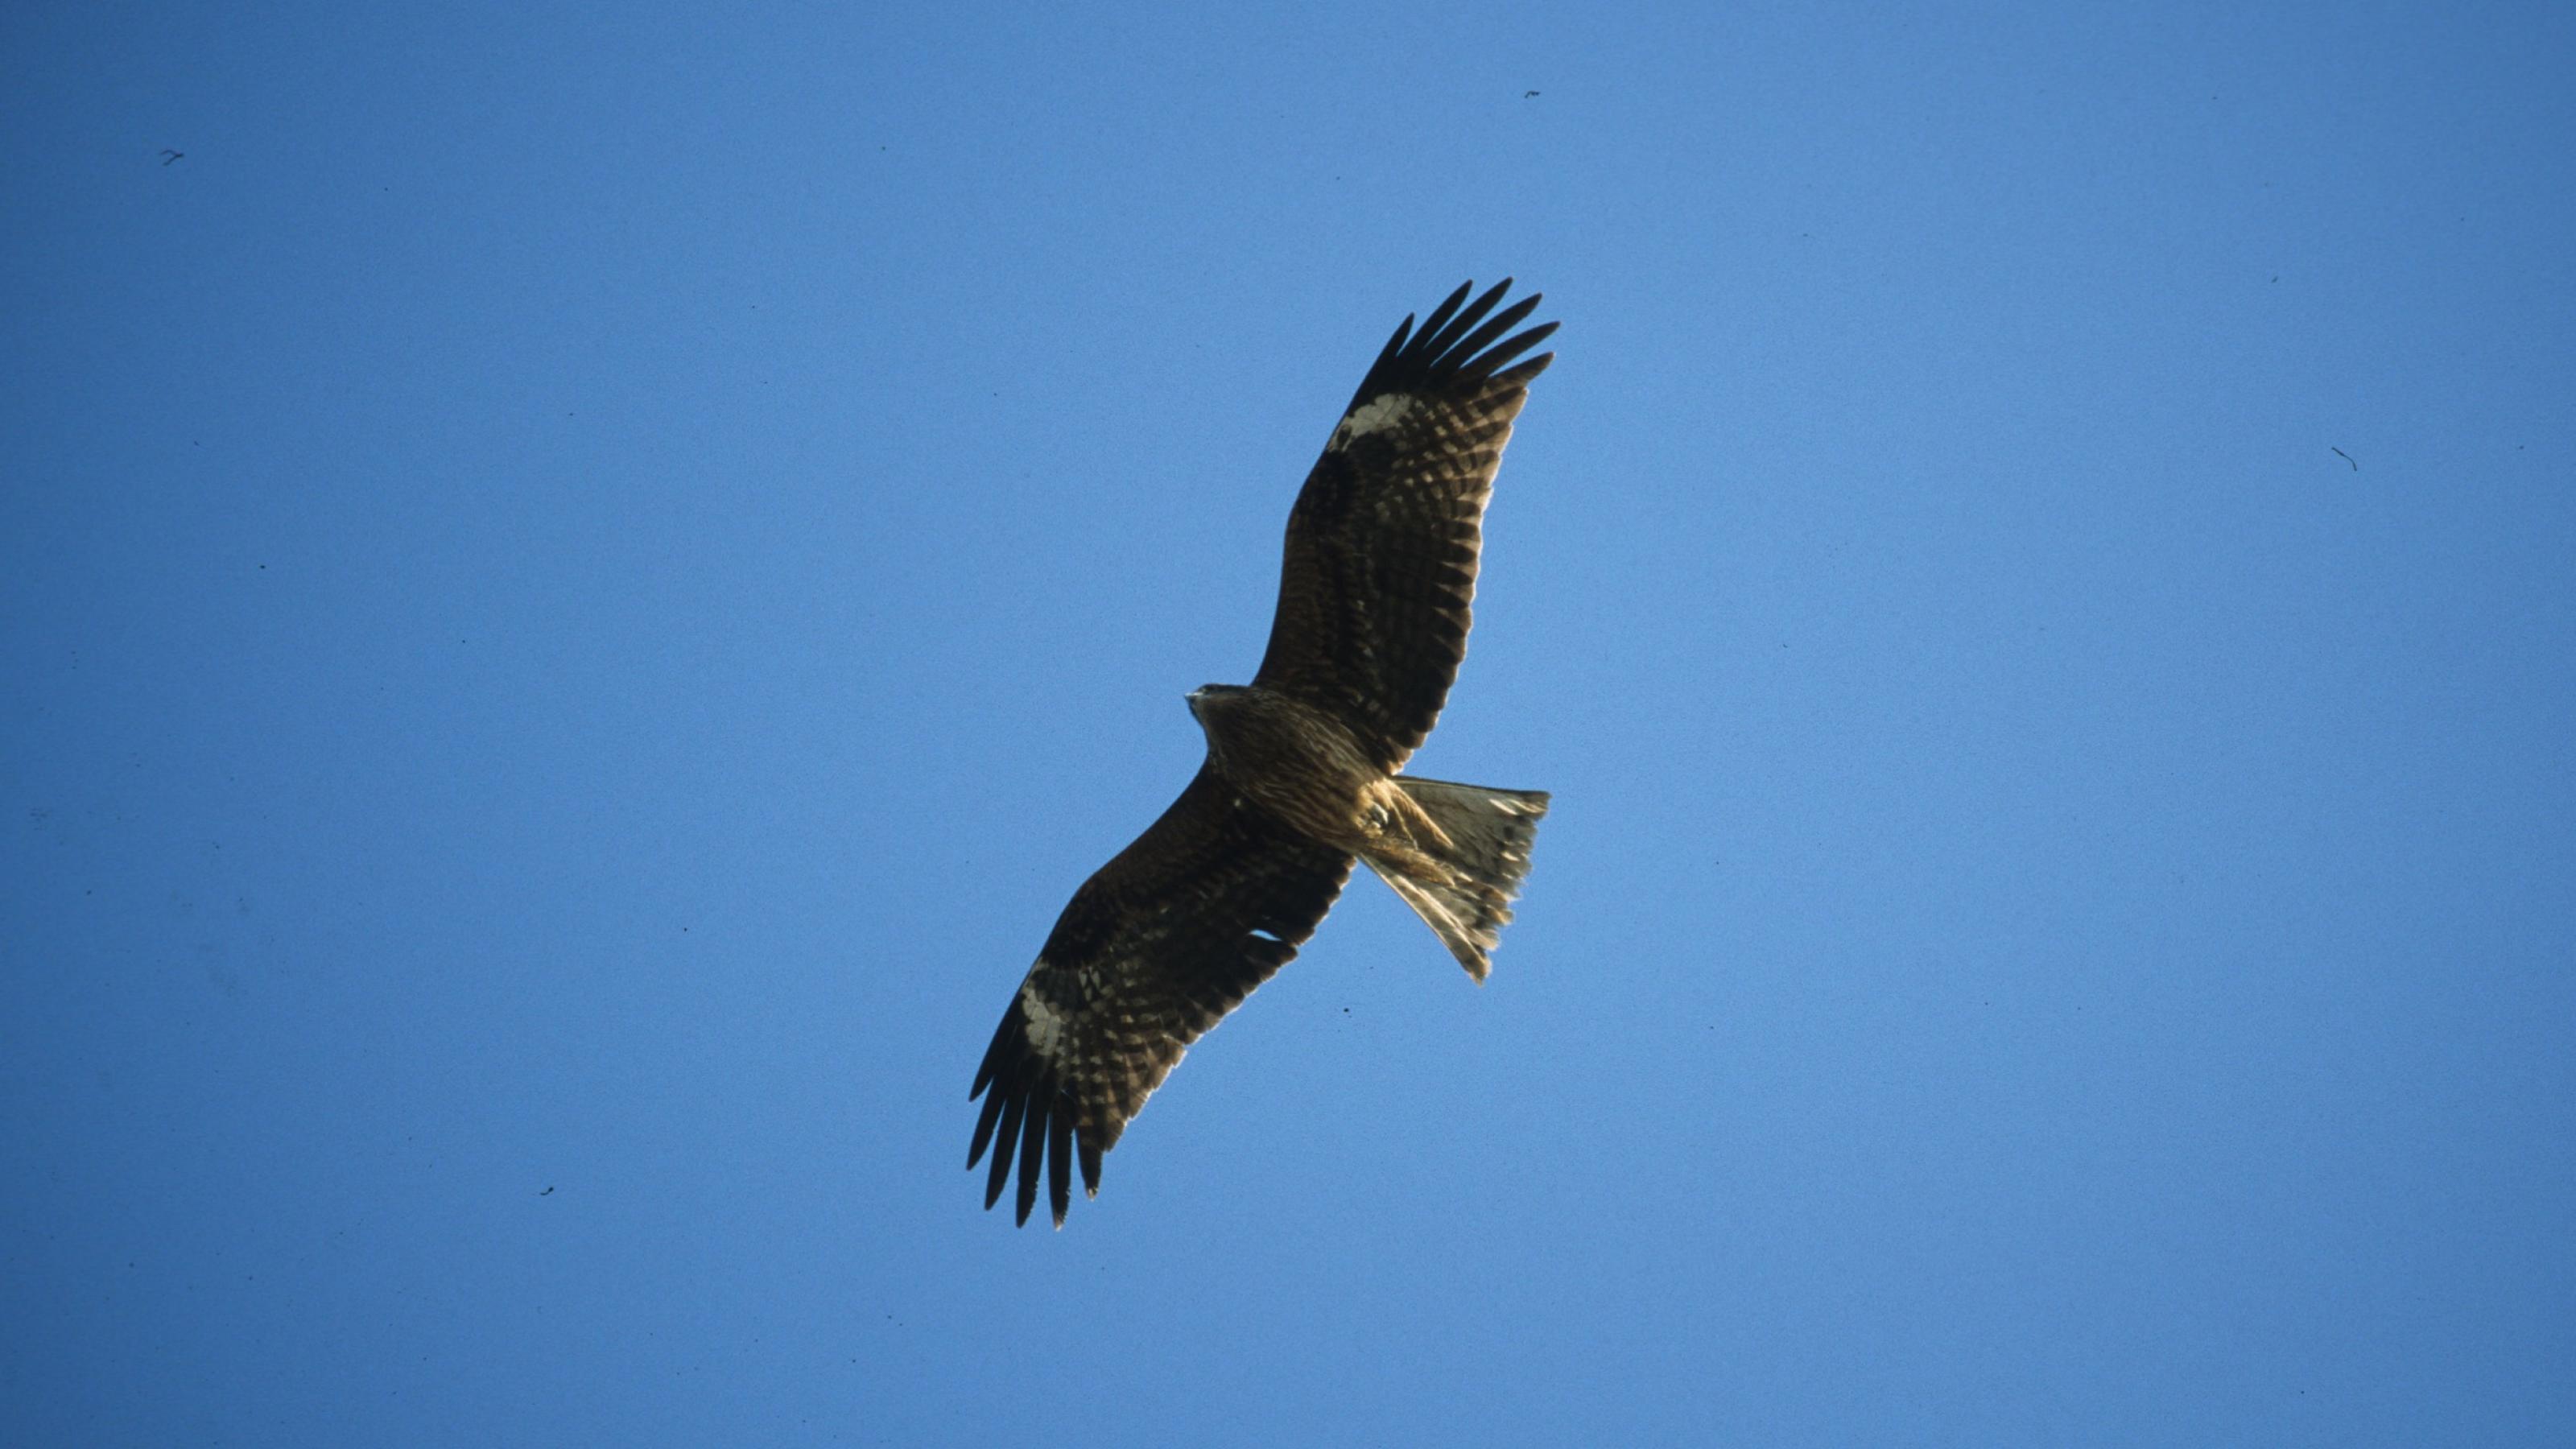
left=1251, top=280, right=1557, bottom=770
left=968, top=764, right=1354, bottom=1226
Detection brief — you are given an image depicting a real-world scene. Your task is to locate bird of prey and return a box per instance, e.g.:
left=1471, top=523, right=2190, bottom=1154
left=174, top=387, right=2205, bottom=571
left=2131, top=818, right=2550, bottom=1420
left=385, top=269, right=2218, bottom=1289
left=968, top=280, right=1558, bottom=1227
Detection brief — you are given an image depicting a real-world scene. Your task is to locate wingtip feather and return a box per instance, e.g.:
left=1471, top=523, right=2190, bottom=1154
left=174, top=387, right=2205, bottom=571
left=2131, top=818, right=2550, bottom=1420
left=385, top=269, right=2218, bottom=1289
left=968, top=1087, right=1005, bottom=1169
left=982, top=1089, right=1026, bottom=1210
left=1014, top=1095, right=1047, bottom=1225
left=1048, top=1113, right=1074, bottom=1226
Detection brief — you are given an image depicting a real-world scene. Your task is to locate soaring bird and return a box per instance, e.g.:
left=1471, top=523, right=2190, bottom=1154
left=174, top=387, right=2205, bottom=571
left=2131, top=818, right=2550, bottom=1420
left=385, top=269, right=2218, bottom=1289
left=969, top=280, right=1557, bottom=1227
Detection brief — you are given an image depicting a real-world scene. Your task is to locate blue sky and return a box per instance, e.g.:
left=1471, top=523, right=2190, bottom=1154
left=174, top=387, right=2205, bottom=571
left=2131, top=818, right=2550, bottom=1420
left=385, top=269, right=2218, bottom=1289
left=6, top=2, right=2573, bottom=1443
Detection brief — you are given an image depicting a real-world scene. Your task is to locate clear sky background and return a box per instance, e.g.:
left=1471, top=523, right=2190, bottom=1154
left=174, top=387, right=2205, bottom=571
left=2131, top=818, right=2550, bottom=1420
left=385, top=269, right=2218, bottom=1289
left=6, top=2, right=2572, bottom=1444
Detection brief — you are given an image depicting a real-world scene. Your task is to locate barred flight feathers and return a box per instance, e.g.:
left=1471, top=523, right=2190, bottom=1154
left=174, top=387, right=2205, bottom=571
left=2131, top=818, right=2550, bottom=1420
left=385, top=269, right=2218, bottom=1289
left=1254, top=279, right=1557, bottom=770
left=968, top=766, right=1352, bottom=1226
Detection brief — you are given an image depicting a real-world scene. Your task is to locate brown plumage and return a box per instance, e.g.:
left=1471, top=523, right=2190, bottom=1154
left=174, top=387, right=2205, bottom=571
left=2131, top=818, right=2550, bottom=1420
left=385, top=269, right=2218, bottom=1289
left=969, top=280, right=1556, bottom=1227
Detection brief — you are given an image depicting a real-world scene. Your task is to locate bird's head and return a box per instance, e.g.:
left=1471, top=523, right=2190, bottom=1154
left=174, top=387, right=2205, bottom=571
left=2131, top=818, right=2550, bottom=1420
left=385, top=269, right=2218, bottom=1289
left=1186, top=683, right=1243, bottom=721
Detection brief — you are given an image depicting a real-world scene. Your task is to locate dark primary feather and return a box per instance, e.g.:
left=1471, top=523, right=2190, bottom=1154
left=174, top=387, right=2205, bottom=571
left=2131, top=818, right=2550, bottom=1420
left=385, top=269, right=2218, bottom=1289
left=968, top=765, right=1353, bottom=1225
left=1253, top=279, right=1557, bottom=769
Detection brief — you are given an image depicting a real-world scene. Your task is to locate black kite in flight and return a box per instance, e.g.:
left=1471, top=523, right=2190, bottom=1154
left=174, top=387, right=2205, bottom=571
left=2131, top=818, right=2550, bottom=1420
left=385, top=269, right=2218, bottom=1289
left=969, top=280, right=1557, bottom=1226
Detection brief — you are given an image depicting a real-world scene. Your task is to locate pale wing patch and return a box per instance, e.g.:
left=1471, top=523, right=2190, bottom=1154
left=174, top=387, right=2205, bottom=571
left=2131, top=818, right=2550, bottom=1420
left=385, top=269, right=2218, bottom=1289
left=1328, top=392, right=1418, bottom=450
left=1018, top=976, right=1067, bottom=1058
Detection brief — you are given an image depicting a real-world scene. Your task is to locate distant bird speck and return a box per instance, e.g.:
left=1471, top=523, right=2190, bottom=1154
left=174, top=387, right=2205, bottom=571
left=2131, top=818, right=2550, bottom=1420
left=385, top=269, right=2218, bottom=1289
left=1524, top=90, right=1541, bottom=98
left=159, top=149, right=184, bottom=166
left=539, top=1186, right=554, bottom=1196
left=2331, top=447, right=2358, bottom=471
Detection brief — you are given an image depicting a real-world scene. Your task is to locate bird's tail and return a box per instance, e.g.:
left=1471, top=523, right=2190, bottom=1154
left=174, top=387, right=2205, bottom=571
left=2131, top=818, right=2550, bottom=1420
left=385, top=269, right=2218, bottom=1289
left=1362, top=776, right=1549, bottom=983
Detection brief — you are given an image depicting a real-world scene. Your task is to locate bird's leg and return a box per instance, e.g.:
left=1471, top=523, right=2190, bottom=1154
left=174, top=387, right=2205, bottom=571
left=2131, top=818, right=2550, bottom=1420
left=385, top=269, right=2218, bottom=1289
left=1355, top=781, right=1467, bottom=888
left=1380, top=781, right=1455, bottom=854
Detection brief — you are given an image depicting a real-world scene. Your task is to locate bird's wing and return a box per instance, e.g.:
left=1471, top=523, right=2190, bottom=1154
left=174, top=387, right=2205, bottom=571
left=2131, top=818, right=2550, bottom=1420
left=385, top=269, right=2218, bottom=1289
left=1249, top=280, right=1556, bottom=770
left=968, top=762, right=1354, bottom=1226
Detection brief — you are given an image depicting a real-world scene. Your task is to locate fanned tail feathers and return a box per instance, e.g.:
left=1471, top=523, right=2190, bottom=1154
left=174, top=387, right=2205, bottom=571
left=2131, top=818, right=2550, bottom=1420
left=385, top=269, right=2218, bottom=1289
left=1363, top=775, right=1548, bottom=981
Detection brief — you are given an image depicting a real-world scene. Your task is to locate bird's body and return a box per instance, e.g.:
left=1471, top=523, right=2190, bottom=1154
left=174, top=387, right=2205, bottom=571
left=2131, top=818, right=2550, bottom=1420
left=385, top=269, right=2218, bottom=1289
left=1187, top=684, right=1389, bottom=857
left=1188, top=681, right=1542, bottom=969
left=968, top=280, right=1558, bottom=1226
